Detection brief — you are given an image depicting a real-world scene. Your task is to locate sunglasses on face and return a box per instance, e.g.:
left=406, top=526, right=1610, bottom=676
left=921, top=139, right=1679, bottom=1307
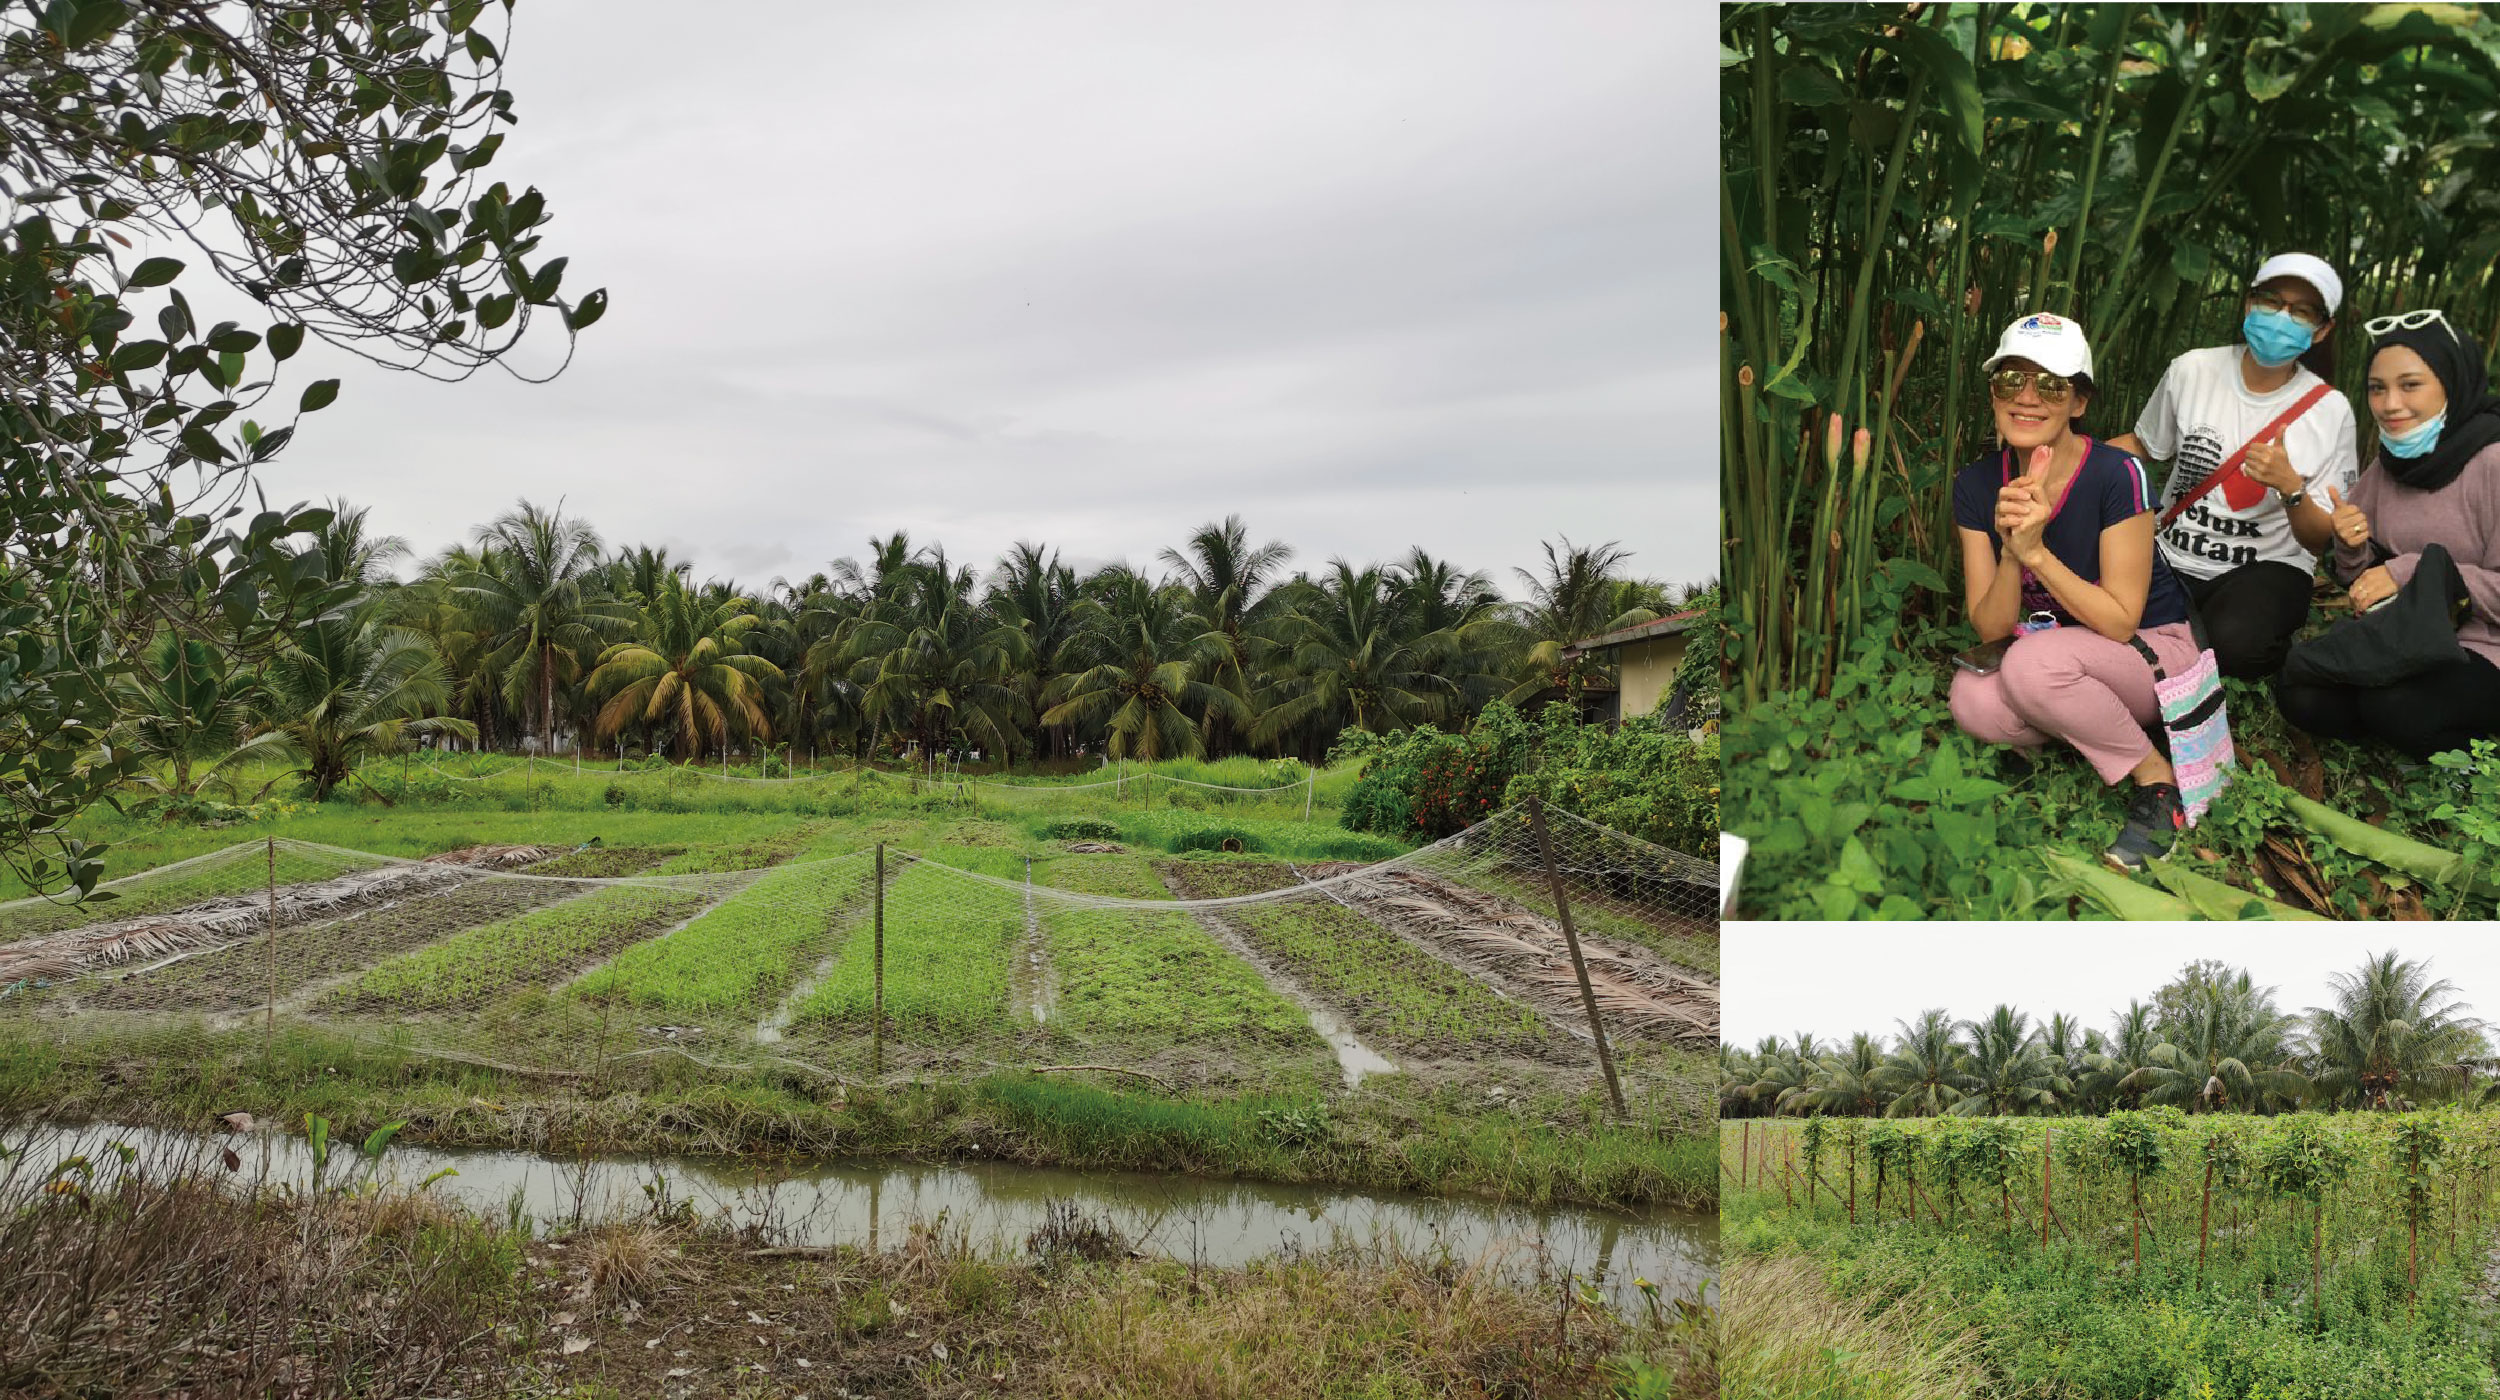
left=1989, top=368, right=2074, bottom=403
left=2248, top=287, right=2328, bottom=328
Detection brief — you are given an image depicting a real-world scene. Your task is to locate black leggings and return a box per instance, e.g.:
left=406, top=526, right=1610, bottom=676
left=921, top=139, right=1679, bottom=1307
left=2178, top=560, right=2317, bottom=680
left=2273, top=651, right=2500, bottom=760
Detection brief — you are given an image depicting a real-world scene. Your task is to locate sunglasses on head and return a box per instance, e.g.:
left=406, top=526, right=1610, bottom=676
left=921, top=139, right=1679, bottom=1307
left=1989, top=368, right=2075, bottom=403
left=2364, top=308, right=2458, bottom=341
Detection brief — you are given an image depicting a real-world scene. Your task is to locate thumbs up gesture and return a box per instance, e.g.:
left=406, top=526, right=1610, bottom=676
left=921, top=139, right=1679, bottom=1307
left=2326, top=484, right=2371, bottom=549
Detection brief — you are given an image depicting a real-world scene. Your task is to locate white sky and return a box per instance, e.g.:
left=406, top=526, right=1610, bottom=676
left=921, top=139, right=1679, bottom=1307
left=234, top=1, right=1711, bottom=592
left=1722, top=921, right=2500, bottom=1049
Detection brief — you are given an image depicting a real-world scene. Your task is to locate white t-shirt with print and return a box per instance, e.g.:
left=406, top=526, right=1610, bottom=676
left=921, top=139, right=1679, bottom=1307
left=2129, top=345, right=2359, bottom=580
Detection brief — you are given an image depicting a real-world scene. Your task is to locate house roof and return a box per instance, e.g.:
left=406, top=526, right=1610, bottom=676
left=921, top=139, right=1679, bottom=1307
left=1561, top=609, right=1701, bottom=659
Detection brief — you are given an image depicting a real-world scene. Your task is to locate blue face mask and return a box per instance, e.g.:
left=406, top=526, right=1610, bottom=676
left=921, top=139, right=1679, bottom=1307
left=2381, top=411, right=2446, bottom=459
left=2242, top=307, right=2316, bottom=367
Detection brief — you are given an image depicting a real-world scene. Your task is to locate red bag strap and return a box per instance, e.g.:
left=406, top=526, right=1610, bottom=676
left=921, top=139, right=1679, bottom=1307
left=2158, top=381, right=2334, bottom=528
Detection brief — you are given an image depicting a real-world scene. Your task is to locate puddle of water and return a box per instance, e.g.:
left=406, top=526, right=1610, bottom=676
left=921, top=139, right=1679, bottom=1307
left=1306, top=1004, right=1396, bottom=1087
left=10, top=1122, right=1712, bottom=1312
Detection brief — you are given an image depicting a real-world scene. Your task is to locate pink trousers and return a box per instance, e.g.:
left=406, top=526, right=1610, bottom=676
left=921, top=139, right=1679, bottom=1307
left=1948, top=622, right=2203, bottom=785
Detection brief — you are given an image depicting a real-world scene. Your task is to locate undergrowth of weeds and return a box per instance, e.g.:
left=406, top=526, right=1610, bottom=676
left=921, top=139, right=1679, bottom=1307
left=1725, top=588, right=2500, bottom=921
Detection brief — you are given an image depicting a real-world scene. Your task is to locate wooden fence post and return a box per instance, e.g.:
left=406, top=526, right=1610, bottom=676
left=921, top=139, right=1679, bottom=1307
left=264, top=836, right=277, bottom=1059
left=873, top=842, right=886, bottom=1078
left=1525, top=795, right=1626, bottom=1118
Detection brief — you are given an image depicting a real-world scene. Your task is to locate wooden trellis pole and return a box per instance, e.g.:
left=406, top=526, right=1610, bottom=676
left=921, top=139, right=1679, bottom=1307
left=1525, top=795, right=1625, bottom=1118
left=264, top=836, right=277, bottom=1059
left=873, top=842, right=886, bottom=1078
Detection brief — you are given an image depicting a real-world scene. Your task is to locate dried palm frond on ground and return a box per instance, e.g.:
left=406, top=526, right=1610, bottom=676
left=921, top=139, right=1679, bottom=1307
left=0, top=846, right=562, bottom=990
left=1338, top=868, right=1718, bottom=1046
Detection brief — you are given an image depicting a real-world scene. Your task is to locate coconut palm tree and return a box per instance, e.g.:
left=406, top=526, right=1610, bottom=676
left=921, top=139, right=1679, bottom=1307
left=987, top=541, right=1085, bottom=761
left=117, top=631, right=255, bottom=798
left=1746, top=1034, right=1823, bottom=1117
left=455, top=500, right=632, bottom=751
left=586, top=576, right=782, bottom=761
left=308, top=499, right=412, bottom=588
left=1795, top=1032, right=1890, bottom=1118
left=1161, top=516, right=1291, bottom=662
left=2079, top=1001, right=2164, bottom=1113
left=1251, top=562, right=1463, bottom=749
left=230, top=614, right=477, bottom=800
left=1952, top=1005, right=2068, bottom=1116
left=1876, top=1009, right=1972, bottom=1117
left=2123, top=978, right=2309, bottom=1114
left=844, top=552, right=1032, bottom=766
left=1504, top=537, right=1661, bottom=706
left=1043, top=570, right=1242, bottom=761
left=2308, top=952, right=2484, bottom=1110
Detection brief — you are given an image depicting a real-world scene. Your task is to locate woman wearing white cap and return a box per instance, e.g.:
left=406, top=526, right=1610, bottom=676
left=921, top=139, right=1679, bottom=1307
left=1948, top=312, right=2199, bottom=871
left=2106, top=253, right=2359, bottom=678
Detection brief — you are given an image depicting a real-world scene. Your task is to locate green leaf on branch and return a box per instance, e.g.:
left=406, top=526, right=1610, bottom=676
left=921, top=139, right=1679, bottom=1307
left=299, top=379, right=340, bottom=412
left=126, top=256, right=183, bottom=288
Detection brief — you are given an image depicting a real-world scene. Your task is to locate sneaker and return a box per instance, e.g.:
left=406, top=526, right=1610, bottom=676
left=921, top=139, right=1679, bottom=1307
left=2104, top=781, right=2184, bottom=872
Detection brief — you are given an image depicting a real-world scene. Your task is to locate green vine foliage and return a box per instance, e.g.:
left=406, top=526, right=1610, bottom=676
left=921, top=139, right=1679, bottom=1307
left=0, top=2, right=598, bottom=896
left=1337, top=702, right=1717, bottom=853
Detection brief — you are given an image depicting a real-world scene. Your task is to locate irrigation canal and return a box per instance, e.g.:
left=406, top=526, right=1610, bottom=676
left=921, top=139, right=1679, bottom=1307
left=15, top=1122, right=1714, bottom=1312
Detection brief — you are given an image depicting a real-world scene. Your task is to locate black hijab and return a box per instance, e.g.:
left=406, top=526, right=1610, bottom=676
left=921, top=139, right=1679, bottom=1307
left=2368, top=318, right=2500, bottom=492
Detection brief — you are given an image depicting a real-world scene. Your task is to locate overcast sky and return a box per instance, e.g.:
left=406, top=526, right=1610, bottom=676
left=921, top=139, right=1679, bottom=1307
left=242, top=1, right=1707, bottom=594
left=1722, top=923, right=2500, bottom=1049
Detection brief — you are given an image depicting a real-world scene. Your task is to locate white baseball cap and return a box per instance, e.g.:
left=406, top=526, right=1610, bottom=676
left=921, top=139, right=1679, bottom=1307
left=1982, top=311, right=2094, bottom=380
left=2250, top=252, right=2342, bottom=316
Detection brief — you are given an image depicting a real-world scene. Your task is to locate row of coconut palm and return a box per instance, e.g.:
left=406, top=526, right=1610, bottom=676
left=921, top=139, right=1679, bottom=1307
left=1722, top=955, right=2492, bottom=1121
left=116, top=499, right=1702, bottom=801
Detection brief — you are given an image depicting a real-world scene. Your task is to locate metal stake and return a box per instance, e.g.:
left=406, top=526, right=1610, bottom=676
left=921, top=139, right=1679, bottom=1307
left=1526, top=795, right=1625, bottom=1118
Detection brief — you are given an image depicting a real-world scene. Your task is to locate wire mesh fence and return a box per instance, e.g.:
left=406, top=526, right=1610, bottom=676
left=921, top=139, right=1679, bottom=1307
left=0, top=803, right=1716, bottom=1131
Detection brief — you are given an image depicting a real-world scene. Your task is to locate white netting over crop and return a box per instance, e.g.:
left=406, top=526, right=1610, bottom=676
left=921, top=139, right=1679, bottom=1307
left=0, top=807, right=1715, bottom=1129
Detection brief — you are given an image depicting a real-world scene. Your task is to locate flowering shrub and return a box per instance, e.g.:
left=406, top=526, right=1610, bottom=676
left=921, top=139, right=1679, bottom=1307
left=1338, top=703, right=1531, bottom=842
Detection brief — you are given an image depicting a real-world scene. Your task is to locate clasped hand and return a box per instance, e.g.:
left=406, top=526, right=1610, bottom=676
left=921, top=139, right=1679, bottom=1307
left=1994, top=445, right=2055, bottom=566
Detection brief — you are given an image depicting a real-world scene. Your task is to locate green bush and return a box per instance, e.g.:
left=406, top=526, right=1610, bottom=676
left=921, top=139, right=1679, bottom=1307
left=1338, top=703, right=1532, bottom=841
left=1503, top=707, right=1717, bottom=855
left=1168, top=825, right=1267, bottom=854
left=1042, top=818, right=1121, bottom=842
left=1339, top=701, right=1716, bottom=853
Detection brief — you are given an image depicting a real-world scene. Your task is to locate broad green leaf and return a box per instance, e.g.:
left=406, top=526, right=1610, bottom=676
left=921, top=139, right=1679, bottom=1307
left=299, top=378, right=340, bottom=412
left=126, top=256, right=183, bottom=288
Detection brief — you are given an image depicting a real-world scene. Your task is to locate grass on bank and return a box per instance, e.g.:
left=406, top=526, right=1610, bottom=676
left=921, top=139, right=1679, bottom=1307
left=0, top=1019, right=1711, bottom=1211
left=1725, top=598, right=2500, bottom=921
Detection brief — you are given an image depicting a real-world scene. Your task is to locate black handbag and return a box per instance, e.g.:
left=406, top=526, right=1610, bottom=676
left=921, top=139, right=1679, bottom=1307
left=2278, top=541, right=2474, bottom=689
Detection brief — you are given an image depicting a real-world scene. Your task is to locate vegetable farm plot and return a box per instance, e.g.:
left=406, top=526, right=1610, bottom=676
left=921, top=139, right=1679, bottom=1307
left=788, top=852, right=1023, bottom=1072
left=1163, top=862, right=1561, bottom=1063
left=572, top=853, right=877, bottom=1018
left=1036, top=853, right=1330, bottom=1090
left=69, top=873, right=584, bottom=1015
left=325, top=882, right=717, bottom=1015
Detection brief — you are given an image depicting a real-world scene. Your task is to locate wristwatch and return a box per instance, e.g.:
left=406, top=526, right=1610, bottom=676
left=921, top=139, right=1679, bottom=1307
left=2278, top=487, right=2307, bottom=508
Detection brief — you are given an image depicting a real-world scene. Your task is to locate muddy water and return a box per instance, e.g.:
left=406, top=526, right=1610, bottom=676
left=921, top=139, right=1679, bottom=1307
left=13, top=1122, right=1713, bottom=1312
